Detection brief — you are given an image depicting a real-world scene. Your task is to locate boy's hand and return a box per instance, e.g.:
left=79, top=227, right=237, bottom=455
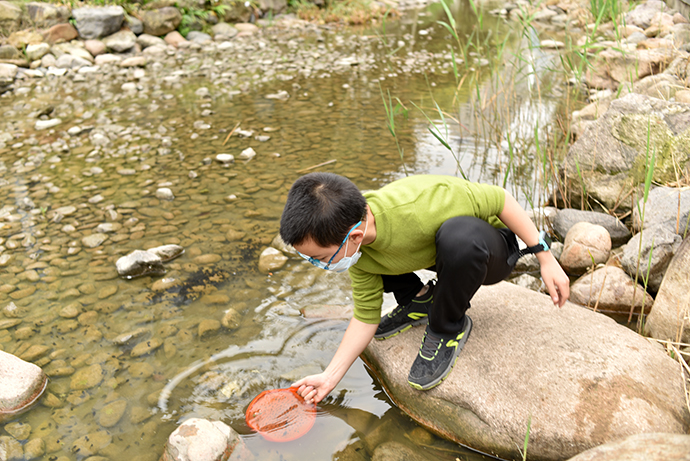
left=292, top=373, right=335, bottom=405
left=538, top=252, right=570, bottom=307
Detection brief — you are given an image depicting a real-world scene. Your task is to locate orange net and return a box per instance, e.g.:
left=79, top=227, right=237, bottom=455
left=245, top=387, right=316, bottom=442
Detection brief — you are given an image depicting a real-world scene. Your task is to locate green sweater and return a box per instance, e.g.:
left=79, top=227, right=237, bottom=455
left=349, top=175, right=506, bottom=324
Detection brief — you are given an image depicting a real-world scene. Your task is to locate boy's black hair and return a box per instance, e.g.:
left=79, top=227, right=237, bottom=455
left=280, top=172, right=367, bottom=247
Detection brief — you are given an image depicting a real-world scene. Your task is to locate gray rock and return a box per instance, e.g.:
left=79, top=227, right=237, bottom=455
left=116, top=250, right=165, bottom=279
left=559, top=222, right=611, bottom=275
left=570, top=265, right=654, bottom=314
left=0, top=63, right=17, bottom=86
left=27, top=2, right=71, bottom=28
left=626, top=31, right=648, bottom=44
left=509, top=273, right=542, bottom=292
left=645, top=235, right=690, bottom=343
left=625, top=0, right=668, bottom=29
left=160, top=418, right=252, bottom=461
left=632, top=186, right=690, bottom=236
left=371, top=441, right=430, bottom=461
left=102, top=30, right=137, bottom=53
left=72, top=6, right=125, bottom=40
left=553, top=209, right=631, bottom=246
left=0, top=1, right=22, bottom=35
left=363, top=282, right=690, bottom=460
left=186, top=31, right=212, bottom=44
left=565, top=94, right=690, bottom=213
left=0, top=44, right=19, bottom=60
left=126, top=15, right=144, bottom=35
left=147, top=244, right=184, bottom=262
left=257, top=0, right=287, bottom=13
left=25, top=43, right=50, bottom=61
left=136, top=33, right=167, bottom=49
left=0, top=350, right=48, bottom=423
left=211, top=22, right=238, bottom=38
left=142, top=7, right=182, bottom=37
left=566, top=432, right=690, bottom=461
left=620, top=225, right=682, bottom=292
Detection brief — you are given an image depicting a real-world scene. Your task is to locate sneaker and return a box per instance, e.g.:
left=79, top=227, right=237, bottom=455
left=374, top=281, right=435, bottom=340
left=407, top=315, right=473, bottom=391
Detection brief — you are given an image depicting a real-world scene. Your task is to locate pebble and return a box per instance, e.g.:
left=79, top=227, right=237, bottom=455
left=82, top=233, right=108, bottom=248
left=35, top=119, right=62, bottom=130
left=98, top=399, right=127, bottom=427
left=131, top=338, right=162, bottom=357
left=70, top=363, right=103, bottom=390
left=156, top=188, right=174, bottom=200
left=198, top=319, right=221, bottom=338
left=4, top=422, right=31, bottom=440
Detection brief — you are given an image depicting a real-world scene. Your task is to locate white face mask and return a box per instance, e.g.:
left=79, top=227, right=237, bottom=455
left=327, top=217, right=368, bottom=272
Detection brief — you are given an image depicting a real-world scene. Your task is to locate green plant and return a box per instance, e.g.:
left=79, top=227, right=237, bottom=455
left=380, top=83, right=409, bottom=176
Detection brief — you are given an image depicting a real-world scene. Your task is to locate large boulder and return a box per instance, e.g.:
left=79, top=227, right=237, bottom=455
left=632, top=186, right=690, bottom=235
left=27, top=2, right=70, bottom=28
left=564, top=93, right=690, bottom=213
left=142, top=7, right=182, bottom=37
left=645, top=236, right=690, bottom=343
left=159, top=418, right=253, bottom=461
left=43, top=23, right=79, bottom=44
left=559, top=222, right=611, bottom=275
left=0, top=1, right=22, bottom=35
left=362, top=282, right=690, bottom=461
left=0, top=351, right=48, bottom=422
left=584, top=48, right=677, bottom=91
left=102, top=30, right=137, bottom=53
left=566, top=433, right=690, bottom=461
left=72, top=6, right=125, bottom=40
left=569, top=265, right=654, bottom=315
left=620, top=225, right=682, bottom=293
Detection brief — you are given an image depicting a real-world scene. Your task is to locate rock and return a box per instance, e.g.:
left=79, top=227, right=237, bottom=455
left=221, top=308, right=241, bottom=329
left=645, top=236, right=690, bottom=343
left=99, top=399, right=127, bottom=427
left=23, top=438, right=45, bottom=459
left=0, top=351, right=47, bottom=423
left=620, top=226, right=682, bottom=293
left=198, top=319, right=221, bottom=338
left=43, top=23, right=78, bottom=44
left=137, top=33, right=167, bottom=49
left=95, top=53, right=121, bottom=65
left=371, top=441, right=429, bottom=461
left=126, top=15, right=144, bottom=35
left=570, top=265, right=654, bottom=314
left=211, top=22, right=238, bottom=38
left=363, top=282, right=690, bottom=460
left=0, top=63, right=17, bottom=86
left=564, top=94, right=690, bottom=213
left=559, top=222, right=611, bottom=275
left=258, top=247, right=288, bottom=273
left=25, top=43, right=50, bottom=61
left=216, top=153, right=234, bottom=164
left=72, top=6, right=125, bottom=40
left=626, top=0, right=668, bottom=29
left=632, top=186, right=690, bottom=235
left=566, top=432, right=690, bottom=461
left=676, top=89, right=690, bottom=104
left=142, top=7, right=182, bottom=36
left=35, top=119, right=62, bottom=130
left=0, top=44, right=19, bottom=60
left=234, top=23, right=259, bottom=34
left=116, top=250, right=165, bottom=279
left=509, top=273, right=542, bottom=292
left=552, top=209, right=631, bottom=246
left=4, top=422, right=31, bottom=440
left=131, top=338, right=162, bottom=357
left=82, top=233, right=108, bottom=248
left=147, top=244, right=184, bottom=262
left=156, top=187, right=174, bottom=200
left=193, top=254, right=221, bottom=264
left=0, top=1, right=22, bottom=35
left=160, top=418, right=250, bottom=461
left=186, top=31, right=212, bottom=44
left=0, top=436, right=22, bottom=460
left=102, top=30, right=137, bottom=53
left=27, top=2, right=71, bottom=28
left=239, top=147, right=256, bottom=160
left=70, top=363, right=103, bottom=390
left=120, top=56, right=146, bottom=67
left=71, top=431, right=112, bottom=457
left=164, top=31, right=188, bottom=47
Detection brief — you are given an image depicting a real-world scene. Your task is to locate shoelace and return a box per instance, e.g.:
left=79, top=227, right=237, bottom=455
left=420, top=331, right=443, bottom=358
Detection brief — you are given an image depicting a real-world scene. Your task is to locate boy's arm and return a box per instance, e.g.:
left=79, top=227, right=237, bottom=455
left=292, top=317, right=378, bottom=404
left=498, top=190, right=570, bottom=307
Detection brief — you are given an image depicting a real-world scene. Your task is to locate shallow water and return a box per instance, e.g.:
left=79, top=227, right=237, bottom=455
left=0, top=3, right=572, bottom=460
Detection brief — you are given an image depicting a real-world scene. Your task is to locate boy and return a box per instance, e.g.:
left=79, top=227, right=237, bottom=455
left=279, top=173, right=569, bottom=404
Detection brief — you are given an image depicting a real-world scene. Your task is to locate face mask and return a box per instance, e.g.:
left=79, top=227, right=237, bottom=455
left=298, top=218, right=368, bottom=272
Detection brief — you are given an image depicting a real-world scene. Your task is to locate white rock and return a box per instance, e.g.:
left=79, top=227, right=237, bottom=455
left=35, top=119, right=62, bottom=131
left=238, top=147, right=256, bottom=160
left=216, top=153, right=234, bottom=164
left=156, top=188, right=174, bottom=200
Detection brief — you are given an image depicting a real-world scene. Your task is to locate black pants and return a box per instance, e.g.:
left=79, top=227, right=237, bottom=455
left=381, top=216, right=518, bottom=338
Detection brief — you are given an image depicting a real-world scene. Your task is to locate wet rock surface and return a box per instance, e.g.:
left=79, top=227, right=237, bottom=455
left=565, top=432, right=690, bottom=461
left=0, top=351, right=48, bottom=422
left=160, top=418, right=252, bottom=461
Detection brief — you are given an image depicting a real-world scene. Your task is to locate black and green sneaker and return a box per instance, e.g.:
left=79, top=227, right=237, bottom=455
left=374, top=281, right=435, bottom=340
left=407, top=315, right=473, bottom=391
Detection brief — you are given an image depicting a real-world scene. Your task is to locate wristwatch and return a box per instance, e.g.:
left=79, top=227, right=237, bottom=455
left=524, top=230, right=551, bottom=255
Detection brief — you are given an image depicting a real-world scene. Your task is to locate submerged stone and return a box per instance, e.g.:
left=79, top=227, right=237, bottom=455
left=116, top=250, right=165, bottom=279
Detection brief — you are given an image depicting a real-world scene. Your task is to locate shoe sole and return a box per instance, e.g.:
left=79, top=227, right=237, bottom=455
left=408, top=316, right=473, bottom=391
left=374, top=317, right=428, bottom=340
